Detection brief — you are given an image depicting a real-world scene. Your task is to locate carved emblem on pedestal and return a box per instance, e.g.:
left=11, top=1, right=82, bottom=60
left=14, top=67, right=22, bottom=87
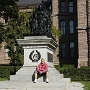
left=29, top=50, right=41, bottom=62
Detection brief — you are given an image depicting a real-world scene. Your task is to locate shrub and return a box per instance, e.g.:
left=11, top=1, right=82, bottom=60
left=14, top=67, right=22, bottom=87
left=0, top=66, right=21, bottom=80
left=55, top=65, right=90, bottom=81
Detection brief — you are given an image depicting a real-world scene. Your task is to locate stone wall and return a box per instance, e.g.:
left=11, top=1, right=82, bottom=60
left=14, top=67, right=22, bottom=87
left=52, top=0, right=59, bottom=28
left=0, top=42, right=10, bottom=65
left=52, top=0, right=59, bottom=65
left=53, top=37, right=59, bottom=65
left=0, top=17, right=5, bottom=23
left=77, top=0, right=88, bottom=67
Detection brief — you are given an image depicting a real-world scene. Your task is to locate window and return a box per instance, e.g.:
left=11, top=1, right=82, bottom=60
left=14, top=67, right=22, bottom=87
left=69, top=1, right=73, bottom=12
left=60, top=1, right=65, bottom=12
left=61, top=43, right=66, bottom=57
left=61, top=20, right=65, bottom=34
left=69, top=20, right=74, bottom=33
left=70, top=42, right=74, bottom=57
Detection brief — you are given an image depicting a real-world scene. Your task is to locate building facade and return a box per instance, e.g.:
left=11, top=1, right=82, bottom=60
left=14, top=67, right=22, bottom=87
left=52, top=0, right=90, bottom=67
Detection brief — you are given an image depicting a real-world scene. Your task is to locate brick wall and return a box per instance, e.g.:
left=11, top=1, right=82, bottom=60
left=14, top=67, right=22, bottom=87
left=77, top=0, right=88, bottom=67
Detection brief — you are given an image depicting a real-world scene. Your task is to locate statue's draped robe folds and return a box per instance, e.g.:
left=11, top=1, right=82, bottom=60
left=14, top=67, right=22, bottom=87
left=30, top=1, right=52, bottom=37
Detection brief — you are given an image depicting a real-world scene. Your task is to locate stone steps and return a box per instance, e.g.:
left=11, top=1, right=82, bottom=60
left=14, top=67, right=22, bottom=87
left=10, top=66, right=64, bottom=82
left=9, top=66, right=71, bottom=90
left=0, top=81, right=67, bottom=90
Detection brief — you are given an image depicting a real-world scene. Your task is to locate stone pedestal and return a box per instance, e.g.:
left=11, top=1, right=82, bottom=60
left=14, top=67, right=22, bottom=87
left=16, top=36, right=58, bottom=67
left=10, top=36, right=70, bottom=84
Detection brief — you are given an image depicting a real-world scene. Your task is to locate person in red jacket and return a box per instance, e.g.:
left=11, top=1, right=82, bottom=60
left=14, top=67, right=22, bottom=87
left=34, top=58, right=49, bottom=83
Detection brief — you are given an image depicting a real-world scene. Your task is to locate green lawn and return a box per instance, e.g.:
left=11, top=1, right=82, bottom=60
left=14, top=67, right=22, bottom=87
left=0, top=78, right=8, bottom=81
left=81, top=81, right=90, bottom=90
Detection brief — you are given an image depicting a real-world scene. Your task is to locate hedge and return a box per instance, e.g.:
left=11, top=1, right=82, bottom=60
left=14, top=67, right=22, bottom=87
left=1, top=65, right=90, bottom=81
left=0, top=66, right=21, bottom=79
left=55, top=65, right=90, bottom=81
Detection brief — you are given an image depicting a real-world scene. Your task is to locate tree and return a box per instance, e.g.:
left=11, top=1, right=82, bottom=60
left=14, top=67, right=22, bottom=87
left=0, top=23, right=4, bottom=48
left=51, top=16, right=62, bottom=39
left=4, top=12, right=32, bottom=65
left=0, top=1, right=62, bottom=65
left=51, top=25, right=62, bottom=39
left=0, top=0, right=19, bottom=22
left=0, top=0, right=19, bottom=47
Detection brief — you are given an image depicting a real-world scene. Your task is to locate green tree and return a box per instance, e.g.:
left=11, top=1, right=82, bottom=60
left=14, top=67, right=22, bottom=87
left=51, top=16, right=62, bottom=39
left=0, top=0, right=19, bottom=47
left=0, top=23, right=4, bottom=48
left=51, top=25, right=62, bottom=39
left=0, top=0, right=18, bottom=22
left=0, top=1, right=62, bottom=65
left=4, top=12, right=32, bottom=65
left=3, top=10, right=62, bottom=65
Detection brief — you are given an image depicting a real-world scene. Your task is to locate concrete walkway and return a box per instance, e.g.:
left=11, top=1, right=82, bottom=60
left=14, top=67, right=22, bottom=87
left=0, top=80, right=84, bottom=90
left=66, top=82, right=84, bottom=90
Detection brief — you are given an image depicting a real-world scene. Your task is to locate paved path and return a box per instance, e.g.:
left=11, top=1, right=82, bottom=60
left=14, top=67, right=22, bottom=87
left=66, top=82, right=84, bottom=90
left=0, top=80, right=84, bottom=90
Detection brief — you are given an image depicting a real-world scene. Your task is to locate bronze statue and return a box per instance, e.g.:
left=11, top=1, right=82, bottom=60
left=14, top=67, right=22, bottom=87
left=30, top=1, right=52, bottom=37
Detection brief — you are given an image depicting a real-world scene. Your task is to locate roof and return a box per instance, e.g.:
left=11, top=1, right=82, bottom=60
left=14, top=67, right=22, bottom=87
left=17, top=0, right=52, bottom=7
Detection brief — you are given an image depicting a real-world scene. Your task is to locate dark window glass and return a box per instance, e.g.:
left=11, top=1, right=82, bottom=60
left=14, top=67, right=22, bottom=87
left=69, top=20, right=74, bottom=33
left=61, top=43, right=66, bottom=57
left=69, top=1, right=73, bottom=12
left=70, top=42, right=74, bottom=57
left=60, top=2, right=65, bottom=12
left=61, top=20, right=65, bottom=34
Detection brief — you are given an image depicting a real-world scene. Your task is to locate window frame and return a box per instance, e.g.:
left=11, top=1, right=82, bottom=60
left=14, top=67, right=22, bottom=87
left=60, top=1, right=65, bottom=13
left=61, top=20, right=66, bottom=34
left=69, top=42, right=74, bottom=57
left=69, top=20, right=74, bottom=34
left=68, top=0, right=74, bottom=12
left=61, top=42, right=66, bottom=58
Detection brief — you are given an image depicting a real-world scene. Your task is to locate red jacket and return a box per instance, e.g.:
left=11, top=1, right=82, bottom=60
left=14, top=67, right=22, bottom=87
left=36, top=62, right=48, bottom=73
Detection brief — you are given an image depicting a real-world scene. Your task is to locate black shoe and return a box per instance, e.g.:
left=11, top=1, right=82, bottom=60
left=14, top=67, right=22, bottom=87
left=46, top=79, right=49, bottom=83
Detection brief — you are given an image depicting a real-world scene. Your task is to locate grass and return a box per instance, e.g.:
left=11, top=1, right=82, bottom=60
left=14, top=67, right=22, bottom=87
left=0, top=78, right=8, bottom=81
left=80, top=81, right=90, bottom=90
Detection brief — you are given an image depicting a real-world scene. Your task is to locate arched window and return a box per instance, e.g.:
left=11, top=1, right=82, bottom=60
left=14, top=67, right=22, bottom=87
left=61, top=20, right=65, bottom=34
left=69, top=20, right=74, bottom=33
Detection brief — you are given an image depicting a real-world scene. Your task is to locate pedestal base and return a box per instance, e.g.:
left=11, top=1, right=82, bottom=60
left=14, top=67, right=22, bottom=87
left=10, top=66, right=63, bottom=82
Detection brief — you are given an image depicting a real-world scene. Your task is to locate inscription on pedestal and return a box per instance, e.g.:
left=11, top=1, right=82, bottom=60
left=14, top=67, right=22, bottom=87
left=48, top=52, right=53, bottom=62
left=29, top=50, right=41, bottom=62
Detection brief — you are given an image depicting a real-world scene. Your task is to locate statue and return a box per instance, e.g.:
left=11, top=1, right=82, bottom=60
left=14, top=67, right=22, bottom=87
left=30, top=1, right=52, bottom=37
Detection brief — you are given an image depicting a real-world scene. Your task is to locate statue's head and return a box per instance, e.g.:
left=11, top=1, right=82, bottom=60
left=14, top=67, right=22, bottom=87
left=38, top=4, right=42, bottom=10
left=42, top=1, right=45, bottom=4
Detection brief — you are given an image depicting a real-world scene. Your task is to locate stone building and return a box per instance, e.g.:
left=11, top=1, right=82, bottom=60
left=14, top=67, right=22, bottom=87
left=52, top=0, right=90, bottom=67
